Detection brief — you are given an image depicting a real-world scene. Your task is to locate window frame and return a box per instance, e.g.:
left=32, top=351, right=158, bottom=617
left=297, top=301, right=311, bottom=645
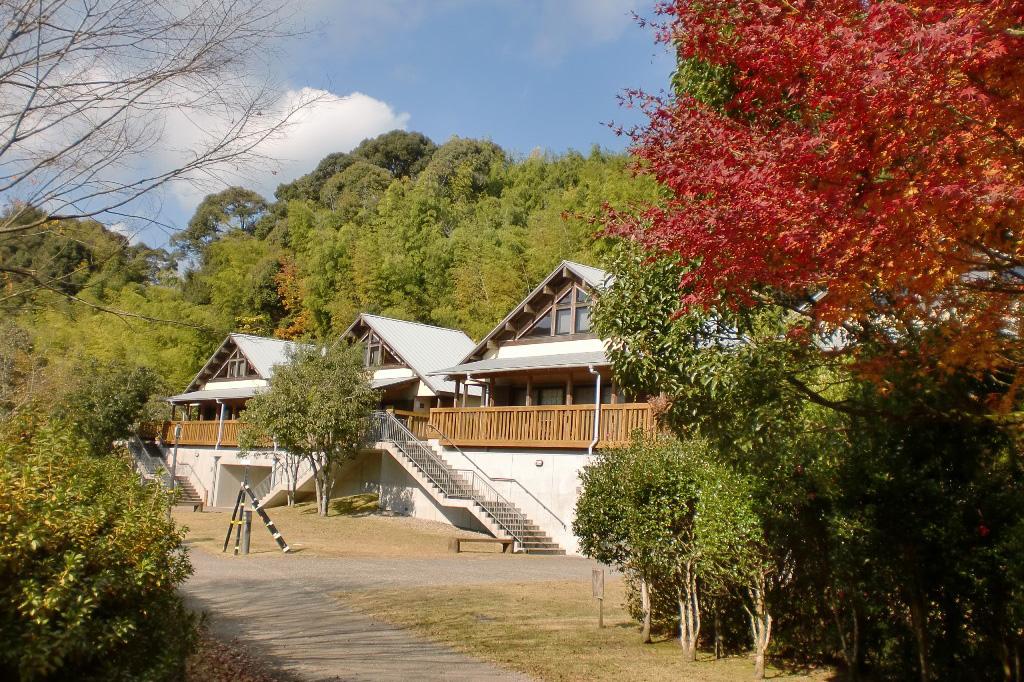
left=518, top=283, right=593, bottom=339
left=215, top=349, right=255, bottom=380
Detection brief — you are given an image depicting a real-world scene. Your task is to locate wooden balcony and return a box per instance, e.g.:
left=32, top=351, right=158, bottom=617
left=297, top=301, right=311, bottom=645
left=154, top=420, right=241, bottom=447
left=427, top=403, right=653, bottom=449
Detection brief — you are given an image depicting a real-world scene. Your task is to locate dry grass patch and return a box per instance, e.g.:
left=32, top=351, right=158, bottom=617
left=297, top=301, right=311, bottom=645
left=338, top=579, right=835, bottom=682
left=175, top=495, right=501, bottom=558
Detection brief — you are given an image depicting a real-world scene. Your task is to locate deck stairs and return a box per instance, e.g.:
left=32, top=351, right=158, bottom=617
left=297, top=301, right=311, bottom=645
left=128, top=435, right=205, bottom=507
left=370, top=411, right=564, bottom=555
left=127, top=434, right=172, bottom=488
left=172, top=476, right=204, bottom=508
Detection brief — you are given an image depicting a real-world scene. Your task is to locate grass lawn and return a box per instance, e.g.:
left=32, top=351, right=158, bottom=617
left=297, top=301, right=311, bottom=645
left=174, top=493, right=503, bottom=558
left=338, top=579, right=836, bottom=682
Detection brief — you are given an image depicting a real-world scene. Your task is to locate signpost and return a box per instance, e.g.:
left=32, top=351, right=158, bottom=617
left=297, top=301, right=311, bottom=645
left=592, top=568, right=605, bottom=628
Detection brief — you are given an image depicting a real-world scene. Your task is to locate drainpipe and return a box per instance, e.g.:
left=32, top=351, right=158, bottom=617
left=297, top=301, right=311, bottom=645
left=588, top=365, right=602, bottom=455
left=215, top=400, right=226, bottom=450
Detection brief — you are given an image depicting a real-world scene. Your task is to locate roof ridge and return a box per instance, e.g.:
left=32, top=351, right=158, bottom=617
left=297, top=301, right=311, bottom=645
left=362, top=313, right=471, bottom=337
left=229, top=332, right=297, bottom=342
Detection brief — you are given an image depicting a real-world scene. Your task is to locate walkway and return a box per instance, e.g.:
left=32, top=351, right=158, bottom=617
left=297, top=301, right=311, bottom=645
left=182, top=549, right=601, bottom=681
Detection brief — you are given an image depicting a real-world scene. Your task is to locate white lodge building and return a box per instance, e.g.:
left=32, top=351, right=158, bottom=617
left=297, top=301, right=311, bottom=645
left=142, top=261, right=652, bottom=555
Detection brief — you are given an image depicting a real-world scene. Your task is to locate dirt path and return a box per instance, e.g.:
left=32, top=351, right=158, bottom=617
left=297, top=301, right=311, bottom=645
left=182, top=546, right=601, bottom=681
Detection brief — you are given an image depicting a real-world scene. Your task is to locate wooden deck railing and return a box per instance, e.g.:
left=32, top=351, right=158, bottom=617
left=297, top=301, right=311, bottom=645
left=427, top=403, right=653, bottom=449
left=392, top=410, right=431, bottom=440
left=154, top=420, right=241, bottom=447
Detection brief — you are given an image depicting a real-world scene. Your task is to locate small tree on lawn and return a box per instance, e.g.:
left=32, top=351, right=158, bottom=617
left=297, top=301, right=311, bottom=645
left=240, top=343, right=377, bottom=516
left=575, top=434, right=765, bottom=660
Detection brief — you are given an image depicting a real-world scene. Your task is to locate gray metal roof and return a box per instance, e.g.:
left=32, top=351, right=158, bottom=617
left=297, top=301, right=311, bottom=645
left=563, top=260, right=610, bottom=288
left=433, top=350, right=608, bottom=376
left=231, top=334, right=307, bottom=378
left=348, top=314, right=476, bottom=395
left=184, top=333, right=309, bottom=393
left=167, top=386, right=263, bottom=404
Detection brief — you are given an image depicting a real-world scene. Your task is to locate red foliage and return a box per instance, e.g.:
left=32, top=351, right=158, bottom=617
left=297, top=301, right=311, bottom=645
left=620, top=1, right=1024, bottom=375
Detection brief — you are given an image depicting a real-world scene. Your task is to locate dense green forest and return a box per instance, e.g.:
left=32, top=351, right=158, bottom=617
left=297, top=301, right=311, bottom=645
left=1, top=131, right=657, bottom=398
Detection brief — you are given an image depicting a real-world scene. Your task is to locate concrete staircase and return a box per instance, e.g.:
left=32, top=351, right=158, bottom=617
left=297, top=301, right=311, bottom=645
left=172, top=476, right=204, bottom=508
left=371, top=411, right=564, bottom=555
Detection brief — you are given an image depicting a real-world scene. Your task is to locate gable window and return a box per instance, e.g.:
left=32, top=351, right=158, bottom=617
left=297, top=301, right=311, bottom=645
left=525, top=312, right=552, bottom=338
left=520, top=284, right=593, bottom=339
left=574, top=289, right=592, bottom=333
left=361, top=331, right=399, bottom=367
left=215, top=349, right=255, bottom=379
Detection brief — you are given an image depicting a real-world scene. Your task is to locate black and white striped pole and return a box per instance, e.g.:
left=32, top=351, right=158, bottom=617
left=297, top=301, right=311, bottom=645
left=222, top=481, right=290, bottom=554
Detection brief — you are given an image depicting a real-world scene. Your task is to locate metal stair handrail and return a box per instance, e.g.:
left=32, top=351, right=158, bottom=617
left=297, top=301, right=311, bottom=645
left=369, top=411, right=531, bottom=544
left=128, top=434, right=173, bottom=489
left=422, top=421, right=567, bottom=531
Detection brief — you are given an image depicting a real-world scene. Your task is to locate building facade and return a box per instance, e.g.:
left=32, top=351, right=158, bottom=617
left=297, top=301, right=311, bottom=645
left=144, top=262, right=653, bottom=554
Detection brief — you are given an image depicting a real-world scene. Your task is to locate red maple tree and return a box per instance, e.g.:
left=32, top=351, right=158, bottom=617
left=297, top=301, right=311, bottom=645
left=618, top=1, right=1024, bottom=380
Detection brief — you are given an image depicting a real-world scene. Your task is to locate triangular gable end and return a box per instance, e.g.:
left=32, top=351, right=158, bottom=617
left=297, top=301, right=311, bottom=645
left=341, top=314, right=476, bottom=396
left=342, top=316, right=407, bottom=369
left=184, top=335, right=264, bottom=393
left=459, top=260, right=608, bottom=363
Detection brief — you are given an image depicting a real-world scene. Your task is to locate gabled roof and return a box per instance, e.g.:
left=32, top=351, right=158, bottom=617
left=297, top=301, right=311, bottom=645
left=342, top=314, right=476, bottom=395
left=457, top=260, right=609, bottom=363
left=564, top=260, right=610, bottom=289
left=185, top=333, right=308, bottom=393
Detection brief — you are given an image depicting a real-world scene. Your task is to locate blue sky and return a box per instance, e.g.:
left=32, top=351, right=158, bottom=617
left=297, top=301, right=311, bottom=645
left=143, top=1, right=672, bottom=246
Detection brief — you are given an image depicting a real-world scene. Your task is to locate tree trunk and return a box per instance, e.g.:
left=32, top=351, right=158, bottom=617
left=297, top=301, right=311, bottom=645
left=908, top=588, right=930, bottom=682
left=287, top=457, right=300, bottom=507
left=319, top=459, right=334, bottom=517
left=830, top=597, right=861, bottom=680
left=714, top=603, right=723, bottom=660
left=678, top=562, right=700, bottom=661
left=640, top=577, right=653, bottom=644
left=744, top=583, right=772, bottom=680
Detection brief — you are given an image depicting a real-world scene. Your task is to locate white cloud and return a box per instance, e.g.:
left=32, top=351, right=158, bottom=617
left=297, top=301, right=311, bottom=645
left=164, top=88, right=410, bottom=209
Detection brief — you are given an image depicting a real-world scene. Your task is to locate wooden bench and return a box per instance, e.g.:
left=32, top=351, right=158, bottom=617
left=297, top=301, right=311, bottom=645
left=449, top=537, right=515, bottom=554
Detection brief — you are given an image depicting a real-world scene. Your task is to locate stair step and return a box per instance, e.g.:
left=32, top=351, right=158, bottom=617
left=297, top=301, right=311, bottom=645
left=524, top=548, right=567, bottom=555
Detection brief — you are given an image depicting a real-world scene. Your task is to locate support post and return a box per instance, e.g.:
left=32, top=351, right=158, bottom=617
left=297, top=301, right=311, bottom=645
left=215, top=400, right=227, bottom=450
left=566, top=375, right=574, bottom=405
left=241, top=511, right=252, bottom=555
left=170, top=423, right=181, bottom=491
left=587, top=366, right=601, bottom=455
left=525, top=375, right=533, bottom=406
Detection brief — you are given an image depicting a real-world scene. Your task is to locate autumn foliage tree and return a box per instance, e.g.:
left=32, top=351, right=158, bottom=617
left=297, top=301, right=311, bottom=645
left=617, top=1, right=1024, bottom=397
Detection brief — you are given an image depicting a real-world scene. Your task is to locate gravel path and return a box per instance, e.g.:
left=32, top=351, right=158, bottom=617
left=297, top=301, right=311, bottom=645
left=182, top=547, right=602, bottom=681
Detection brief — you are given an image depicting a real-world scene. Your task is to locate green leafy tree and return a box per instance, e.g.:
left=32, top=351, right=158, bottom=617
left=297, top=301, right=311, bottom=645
left=54, top=359, right=160, bottom=456
left=172, top=187, right=269, bottom=258
left=352, top=130, right=437, bottom=178
left=575, top=435, right=763, bottom=660
left=239, top=343, right=377, bottom=516
left=319, top=160, right=394, bottom=220
left=593, top=245, right=1024, bottom=679
left=0, top=417, right=196, bottom=680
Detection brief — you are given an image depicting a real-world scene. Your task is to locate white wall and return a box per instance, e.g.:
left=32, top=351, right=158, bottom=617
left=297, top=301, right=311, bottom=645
left=161, top=445, right=273, bottom=508
left=431, top=442, right=592, bottom=555
left=491, top=337, right=604, bottom=360
left=375, top=455, right=487, bottom=533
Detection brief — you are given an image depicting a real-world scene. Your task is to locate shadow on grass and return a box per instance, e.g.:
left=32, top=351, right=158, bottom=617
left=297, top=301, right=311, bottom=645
left=292, top=493, right=381, bottom=517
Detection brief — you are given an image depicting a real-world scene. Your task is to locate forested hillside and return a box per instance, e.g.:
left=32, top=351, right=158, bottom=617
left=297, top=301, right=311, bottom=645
left=1, top=131, right=656, bottom=396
